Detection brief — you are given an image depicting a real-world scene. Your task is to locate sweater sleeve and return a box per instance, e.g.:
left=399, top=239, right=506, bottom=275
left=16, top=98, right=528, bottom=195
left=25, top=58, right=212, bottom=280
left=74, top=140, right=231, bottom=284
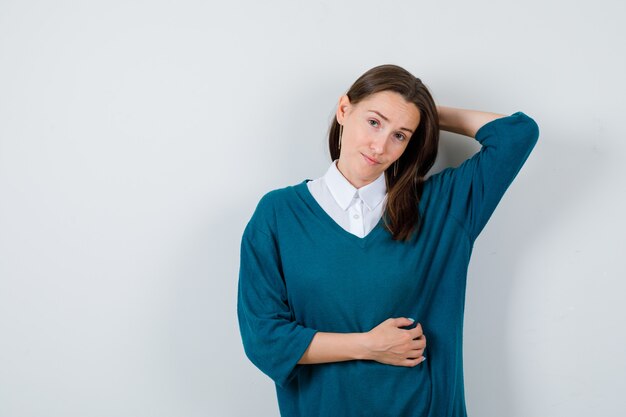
left=237, top=207, right=318, bottom=388
left=433, top=111, right=539, bottom=242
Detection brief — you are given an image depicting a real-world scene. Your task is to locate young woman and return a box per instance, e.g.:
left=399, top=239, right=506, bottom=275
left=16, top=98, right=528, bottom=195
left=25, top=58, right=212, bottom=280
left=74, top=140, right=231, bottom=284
left=237, top=64, right=539, bottom=416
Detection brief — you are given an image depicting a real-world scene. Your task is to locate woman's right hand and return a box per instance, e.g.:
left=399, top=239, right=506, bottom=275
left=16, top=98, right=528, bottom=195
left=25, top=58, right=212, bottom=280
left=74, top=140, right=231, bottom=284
left=364, top=318, right=427, bottom=367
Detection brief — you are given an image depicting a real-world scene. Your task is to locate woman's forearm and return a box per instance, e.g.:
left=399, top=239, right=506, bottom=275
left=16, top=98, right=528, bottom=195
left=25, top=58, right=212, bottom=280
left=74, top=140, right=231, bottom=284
left=297, top=317, right=426, bottom=366
left=297, top=332, right=371, bottom=364
left=437, top=105, right=507, bottom=138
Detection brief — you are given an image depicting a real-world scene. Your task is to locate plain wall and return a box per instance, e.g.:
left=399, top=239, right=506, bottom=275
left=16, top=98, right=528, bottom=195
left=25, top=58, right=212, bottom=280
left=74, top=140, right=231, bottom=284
left=1, top=0, right=625, bottom=416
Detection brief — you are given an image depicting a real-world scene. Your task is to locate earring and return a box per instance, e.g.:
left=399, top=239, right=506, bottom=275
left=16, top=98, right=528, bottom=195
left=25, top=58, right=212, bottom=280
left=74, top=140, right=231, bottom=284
left=338, top=124, right=343, bottom=150
left=393, top=160, right=398, bottom=176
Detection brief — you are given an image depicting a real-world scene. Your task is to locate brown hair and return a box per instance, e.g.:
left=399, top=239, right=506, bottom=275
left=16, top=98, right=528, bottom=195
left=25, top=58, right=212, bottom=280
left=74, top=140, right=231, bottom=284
left=328, top=64, right=439, bottom=241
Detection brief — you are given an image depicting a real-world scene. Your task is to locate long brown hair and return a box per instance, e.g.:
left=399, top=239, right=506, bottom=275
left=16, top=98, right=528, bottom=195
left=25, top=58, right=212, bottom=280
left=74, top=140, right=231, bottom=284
left=328, top=64, right=439, bottom=241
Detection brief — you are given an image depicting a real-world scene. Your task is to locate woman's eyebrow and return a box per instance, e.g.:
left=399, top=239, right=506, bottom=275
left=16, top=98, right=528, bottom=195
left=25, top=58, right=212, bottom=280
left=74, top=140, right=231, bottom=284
left=367, top=110, right=414, bottom=134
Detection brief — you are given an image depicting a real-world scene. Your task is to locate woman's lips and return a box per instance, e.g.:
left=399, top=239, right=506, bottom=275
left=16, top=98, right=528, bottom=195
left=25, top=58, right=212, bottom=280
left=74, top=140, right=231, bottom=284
left=361, top=153, right=381, bottom=165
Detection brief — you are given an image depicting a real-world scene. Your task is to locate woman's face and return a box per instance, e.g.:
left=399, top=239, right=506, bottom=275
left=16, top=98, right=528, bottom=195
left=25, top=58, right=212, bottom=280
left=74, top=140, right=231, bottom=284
left=336, top=90, right=421, bottom=189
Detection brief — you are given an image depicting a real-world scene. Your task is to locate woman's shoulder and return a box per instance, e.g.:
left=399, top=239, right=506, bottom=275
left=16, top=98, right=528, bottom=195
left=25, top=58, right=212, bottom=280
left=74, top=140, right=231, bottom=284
left=256, top=180, right=307, bottom=209
left=246, top=180, right=308, bottom=231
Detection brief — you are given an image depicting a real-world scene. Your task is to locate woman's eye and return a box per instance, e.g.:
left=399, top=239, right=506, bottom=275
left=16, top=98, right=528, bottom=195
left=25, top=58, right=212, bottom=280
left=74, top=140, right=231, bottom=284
left=368, top=119, right=379, bottom=127
left=395, top=133, right=406, bottom=141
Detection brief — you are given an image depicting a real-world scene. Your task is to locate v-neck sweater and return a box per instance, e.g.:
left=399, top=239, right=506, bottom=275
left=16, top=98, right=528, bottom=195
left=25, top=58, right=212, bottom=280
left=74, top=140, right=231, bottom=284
left=238, top=111, right=539, bottom=417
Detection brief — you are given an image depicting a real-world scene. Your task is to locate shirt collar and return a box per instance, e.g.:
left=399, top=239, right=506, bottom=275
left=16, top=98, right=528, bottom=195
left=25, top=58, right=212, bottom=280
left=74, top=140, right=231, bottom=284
left=324, top=160, right=387, bottom=211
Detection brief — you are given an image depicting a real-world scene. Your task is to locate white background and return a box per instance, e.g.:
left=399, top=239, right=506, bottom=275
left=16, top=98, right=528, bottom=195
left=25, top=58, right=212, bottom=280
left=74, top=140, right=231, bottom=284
left=1, top=1, right=624, bottom=416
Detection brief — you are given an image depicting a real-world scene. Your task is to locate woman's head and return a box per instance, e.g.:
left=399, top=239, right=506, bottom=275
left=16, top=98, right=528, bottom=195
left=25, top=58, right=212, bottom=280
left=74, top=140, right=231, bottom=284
left=334, top=90, right=420, bottom=188
left=328, top=64, right=439, bottom=240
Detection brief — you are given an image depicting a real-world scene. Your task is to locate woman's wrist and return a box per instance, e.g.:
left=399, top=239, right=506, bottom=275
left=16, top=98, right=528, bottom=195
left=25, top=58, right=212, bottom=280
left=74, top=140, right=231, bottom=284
left=354, top=332, right=373, bottom=361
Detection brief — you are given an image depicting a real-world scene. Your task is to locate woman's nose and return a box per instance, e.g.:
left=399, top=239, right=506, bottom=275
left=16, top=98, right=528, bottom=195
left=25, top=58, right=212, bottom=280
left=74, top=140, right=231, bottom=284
left=369, top=134, right=388, bottom=155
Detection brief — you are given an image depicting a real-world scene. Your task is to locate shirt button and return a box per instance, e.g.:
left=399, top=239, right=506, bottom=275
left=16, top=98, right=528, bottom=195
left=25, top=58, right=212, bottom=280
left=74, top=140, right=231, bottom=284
left=353, top=214, right=360, bottom=219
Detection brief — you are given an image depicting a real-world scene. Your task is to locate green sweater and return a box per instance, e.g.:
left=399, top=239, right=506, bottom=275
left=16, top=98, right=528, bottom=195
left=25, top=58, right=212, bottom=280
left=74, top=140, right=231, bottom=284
left=238, top=112, right=539, bottom=417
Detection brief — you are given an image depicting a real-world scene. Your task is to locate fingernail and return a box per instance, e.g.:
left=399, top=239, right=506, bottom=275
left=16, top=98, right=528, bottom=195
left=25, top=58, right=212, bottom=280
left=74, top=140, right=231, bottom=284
left=422, top=356, right=427, bottom=362
left=407, top=317, right=415, bottom=322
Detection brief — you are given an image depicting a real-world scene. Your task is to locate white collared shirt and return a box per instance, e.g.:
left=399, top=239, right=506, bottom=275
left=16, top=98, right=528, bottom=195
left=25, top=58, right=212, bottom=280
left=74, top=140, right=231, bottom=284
left=306, top=160, right=387, bottom=238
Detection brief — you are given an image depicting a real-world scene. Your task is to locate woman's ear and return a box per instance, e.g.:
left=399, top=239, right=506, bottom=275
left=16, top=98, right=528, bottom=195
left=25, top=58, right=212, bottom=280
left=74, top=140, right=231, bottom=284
left=336, top=94, right=351, bottom=124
